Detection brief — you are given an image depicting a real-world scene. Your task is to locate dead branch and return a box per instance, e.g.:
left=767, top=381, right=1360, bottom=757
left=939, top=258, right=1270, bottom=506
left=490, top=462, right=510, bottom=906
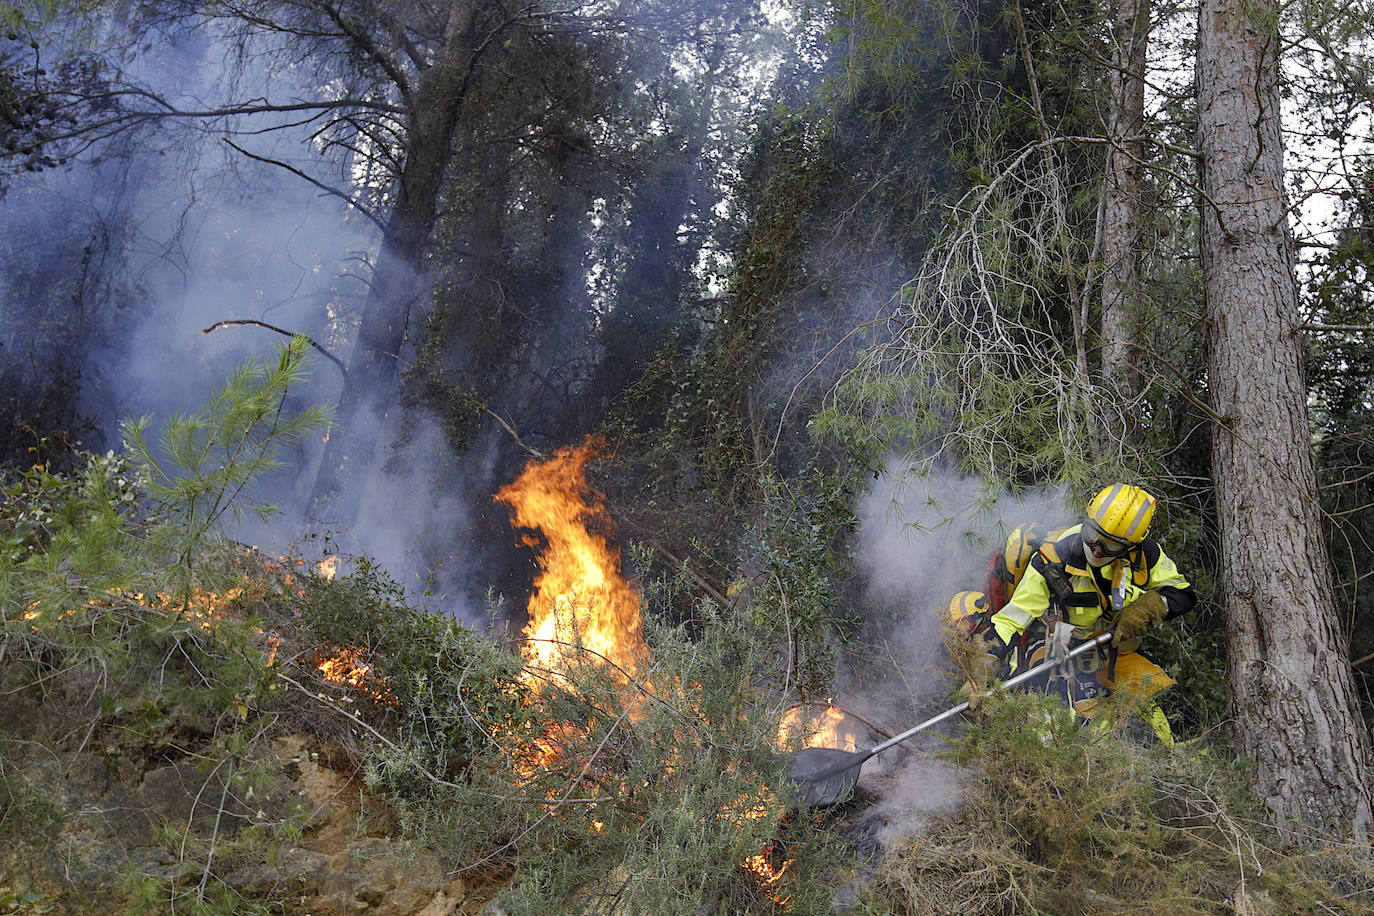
left=482, top=408, right=544, bottom=459
left=201, top=319, right=348, bottom=379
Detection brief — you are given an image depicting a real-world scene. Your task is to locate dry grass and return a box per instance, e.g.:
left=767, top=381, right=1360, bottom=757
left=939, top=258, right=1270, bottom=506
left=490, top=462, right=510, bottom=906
left=863, top=688, right=1374, bottom=916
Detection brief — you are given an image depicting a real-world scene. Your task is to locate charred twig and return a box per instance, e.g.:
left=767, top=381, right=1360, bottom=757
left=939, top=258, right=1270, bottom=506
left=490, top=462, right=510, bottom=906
left=201, top=319, right=348, bottom=379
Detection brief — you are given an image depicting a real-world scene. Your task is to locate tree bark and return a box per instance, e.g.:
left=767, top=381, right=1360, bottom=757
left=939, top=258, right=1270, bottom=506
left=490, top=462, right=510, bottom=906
left=307, top=0, right=480, bottom=527
left=1099, top=0, right=1148, bottom=399
left=1196, top=0, right=1374, bottom=839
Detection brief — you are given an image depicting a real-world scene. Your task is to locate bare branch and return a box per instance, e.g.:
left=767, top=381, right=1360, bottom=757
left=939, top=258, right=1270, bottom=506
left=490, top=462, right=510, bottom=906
left=1300, top=323, right=1374, bottom=333
left=482, top=407, right=544, bottom=459
left=220, top=138, right=389, bottom=235
left=306, top=0, right=416, bottom=105
left=202, top=319, right=349, bottom=379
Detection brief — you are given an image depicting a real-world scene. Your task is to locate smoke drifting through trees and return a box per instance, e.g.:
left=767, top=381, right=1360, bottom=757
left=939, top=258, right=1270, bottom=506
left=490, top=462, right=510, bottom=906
left=844, top=465, right=1072, bottom=720
left=0, top=0, right=815, bottom=616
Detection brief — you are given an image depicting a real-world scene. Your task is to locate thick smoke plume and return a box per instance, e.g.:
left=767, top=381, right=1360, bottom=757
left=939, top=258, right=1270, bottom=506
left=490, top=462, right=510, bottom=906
left=836, top=460, right=1073, bottom=841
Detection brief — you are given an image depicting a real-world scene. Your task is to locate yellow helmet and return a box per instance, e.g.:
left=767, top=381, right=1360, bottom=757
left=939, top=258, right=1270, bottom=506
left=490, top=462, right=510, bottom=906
left=1002, top=523, right=1044, bottom=583
left=946, top=590, right=988, bottom=624
left=1085, top=484, right=1155, bottom=554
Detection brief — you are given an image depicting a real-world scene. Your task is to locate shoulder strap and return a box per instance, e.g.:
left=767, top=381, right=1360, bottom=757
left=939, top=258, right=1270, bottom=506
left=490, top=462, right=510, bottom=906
left=1128, top=538, right=1161, bottom=587
left=1031, top=546, right=1100, bottom=609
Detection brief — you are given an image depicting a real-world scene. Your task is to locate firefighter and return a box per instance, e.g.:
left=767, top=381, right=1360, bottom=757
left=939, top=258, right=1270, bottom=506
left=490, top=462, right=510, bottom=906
left=946, top=589, right=992, bottom=638
left=983, top=483, right=1196, bottom=744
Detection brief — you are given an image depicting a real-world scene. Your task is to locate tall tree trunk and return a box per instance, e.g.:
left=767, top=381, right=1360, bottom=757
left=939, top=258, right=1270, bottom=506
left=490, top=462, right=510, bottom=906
left=586, top=132, right=702, bottom=411
left=1196, top=0, right=1374, bottom=839
left=307, top=0, right=479, bottom=527
left=1099, top=0, right=1148, bottom=398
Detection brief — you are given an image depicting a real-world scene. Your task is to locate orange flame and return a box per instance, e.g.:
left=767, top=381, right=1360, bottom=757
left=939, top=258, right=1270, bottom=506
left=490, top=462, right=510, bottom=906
left=315, top=646, right=398, bottom=705
left=494, top=440, right=646, bottom=678
left=316, top=556, right=341, bottom=580
left=317, top=647, right=374, bottom=687
left=777, top=705, right=862, bottom=753
left=494, top=441, right=790, bottom=905
left=741, top=840, right=795, bottom=908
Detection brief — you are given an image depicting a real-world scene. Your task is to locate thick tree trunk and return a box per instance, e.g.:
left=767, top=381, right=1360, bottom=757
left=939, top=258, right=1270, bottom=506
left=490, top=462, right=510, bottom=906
left=1099, top=0, right=1148, bottom=399
left=1196, top=0, right=1374, bottom=839
left=307, top=0, right=479, bottom=527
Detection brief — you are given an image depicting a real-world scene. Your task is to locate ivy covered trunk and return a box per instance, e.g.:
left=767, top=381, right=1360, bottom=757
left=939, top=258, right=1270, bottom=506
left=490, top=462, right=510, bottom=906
left=1196, top=0, right=1374, bottom=839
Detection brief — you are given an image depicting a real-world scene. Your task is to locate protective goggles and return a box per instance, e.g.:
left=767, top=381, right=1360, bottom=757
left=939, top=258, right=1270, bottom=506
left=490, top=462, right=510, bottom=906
left=1083, top=521, right=1135, bottom=559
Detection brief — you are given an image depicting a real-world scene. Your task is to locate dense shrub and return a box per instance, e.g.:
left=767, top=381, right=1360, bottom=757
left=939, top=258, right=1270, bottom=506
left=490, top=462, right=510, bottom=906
left=865, top=690, right=1374, bottom=915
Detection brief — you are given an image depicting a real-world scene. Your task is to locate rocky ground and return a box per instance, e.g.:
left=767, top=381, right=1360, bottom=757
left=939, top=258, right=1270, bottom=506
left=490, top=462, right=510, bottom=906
left=2, top=730, right=504, bottom=914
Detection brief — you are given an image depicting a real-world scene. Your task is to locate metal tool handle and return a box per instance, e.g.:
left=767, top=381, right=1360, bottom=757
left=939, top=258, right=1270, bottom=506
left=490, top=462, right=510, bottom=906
left=862, top=631, right=1114, bottom=760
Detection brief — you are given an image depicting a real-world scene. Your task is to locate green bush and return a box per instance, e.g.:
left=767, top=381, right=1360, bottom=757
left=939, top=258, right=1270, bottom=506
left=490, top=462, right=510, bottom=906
left=0, top=343, right=327, bottom=912
left=747, top=467, right=859, bottom=702
left=357, top=581, right=850, bottom=915
left=121, top=336, right=328, bottom=585
left=864, top=690, right=1374, bottom=915
left=290, top=556, right=532, bottom=793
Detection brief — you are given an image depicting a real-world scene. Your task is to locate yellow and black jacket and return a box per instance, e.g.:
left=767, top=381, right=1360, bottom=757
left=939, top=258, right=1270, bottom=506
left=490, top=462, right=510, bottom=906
left=990, top=523, right=1196, bottom=646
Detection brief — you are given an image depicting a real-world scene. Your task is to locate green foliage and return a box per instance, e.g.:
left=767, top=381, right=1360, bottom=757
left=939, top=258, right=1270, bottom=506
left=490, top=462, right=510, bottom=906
left=0, top=451, right=138, bottom=564
left=0, top=455, right=294, bottom=908
left=865, top=691, right=1374, bottom=915
left=0, top=885, right=55, bottom=914
left=748, top=467, right=860, bottom=699
left=121, top=336, right=328, bottom=577
left=366, top=582, right=849, bottom=915
left=293, top=557, right=531, bottom=792
left=0, top=340, right=861, bottom=914
left=1305, top=166, right=1374, bottom=719
left=0, top=456, right=276, bottom=736
left=0, top=345, right=340, bottom=910
left=645, top=113, right=837, bottom=503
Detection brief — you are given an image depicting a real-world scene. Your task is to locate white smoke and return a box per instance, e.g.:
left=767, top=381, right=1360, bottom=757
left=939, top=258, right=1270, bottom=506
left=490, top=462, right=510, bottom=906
left=835, top=459, right=1074, bottom=835
left=853, top=460, right=1073, bottom=675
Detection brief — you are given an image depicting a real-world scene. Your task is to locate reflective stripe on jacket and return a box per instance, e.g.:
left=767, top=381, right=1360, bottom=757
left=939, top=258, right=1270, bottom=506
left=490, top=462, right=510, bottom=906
left=991, top=524, right=1193, bottom=644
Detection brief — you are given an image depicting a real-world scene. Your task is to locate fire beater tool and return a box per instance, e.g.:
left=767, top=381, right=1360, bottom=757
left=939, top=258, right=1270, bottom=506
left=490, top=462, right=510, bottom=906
left=788, top=631, right=1114, bottom=807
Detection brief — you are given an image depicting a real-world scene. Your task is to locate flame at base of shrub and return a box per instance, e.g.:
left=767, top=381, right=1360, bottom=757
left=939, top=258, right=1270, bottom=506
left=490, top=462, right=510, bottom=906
left=494, top=439, right=647, bottom=682
left=492, top=440, right=809, bottom=908
left=777, top=703, right=863, bottom=754
left=741, top=839, right=795, bottom=907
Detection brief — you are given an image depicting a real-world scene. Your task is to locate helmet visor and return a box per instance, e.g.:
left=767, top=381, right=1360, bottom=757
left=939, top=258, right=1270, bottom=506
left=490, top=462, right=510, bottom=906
left=1083, top=521, right=1134, bottom=560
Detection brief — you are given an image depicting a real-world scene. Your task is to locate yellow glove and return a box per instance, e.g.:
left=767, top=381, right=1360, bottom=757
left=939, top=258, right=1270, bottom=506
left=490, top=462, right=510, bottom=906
left=1113, top=590, right=1167, bottom=645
